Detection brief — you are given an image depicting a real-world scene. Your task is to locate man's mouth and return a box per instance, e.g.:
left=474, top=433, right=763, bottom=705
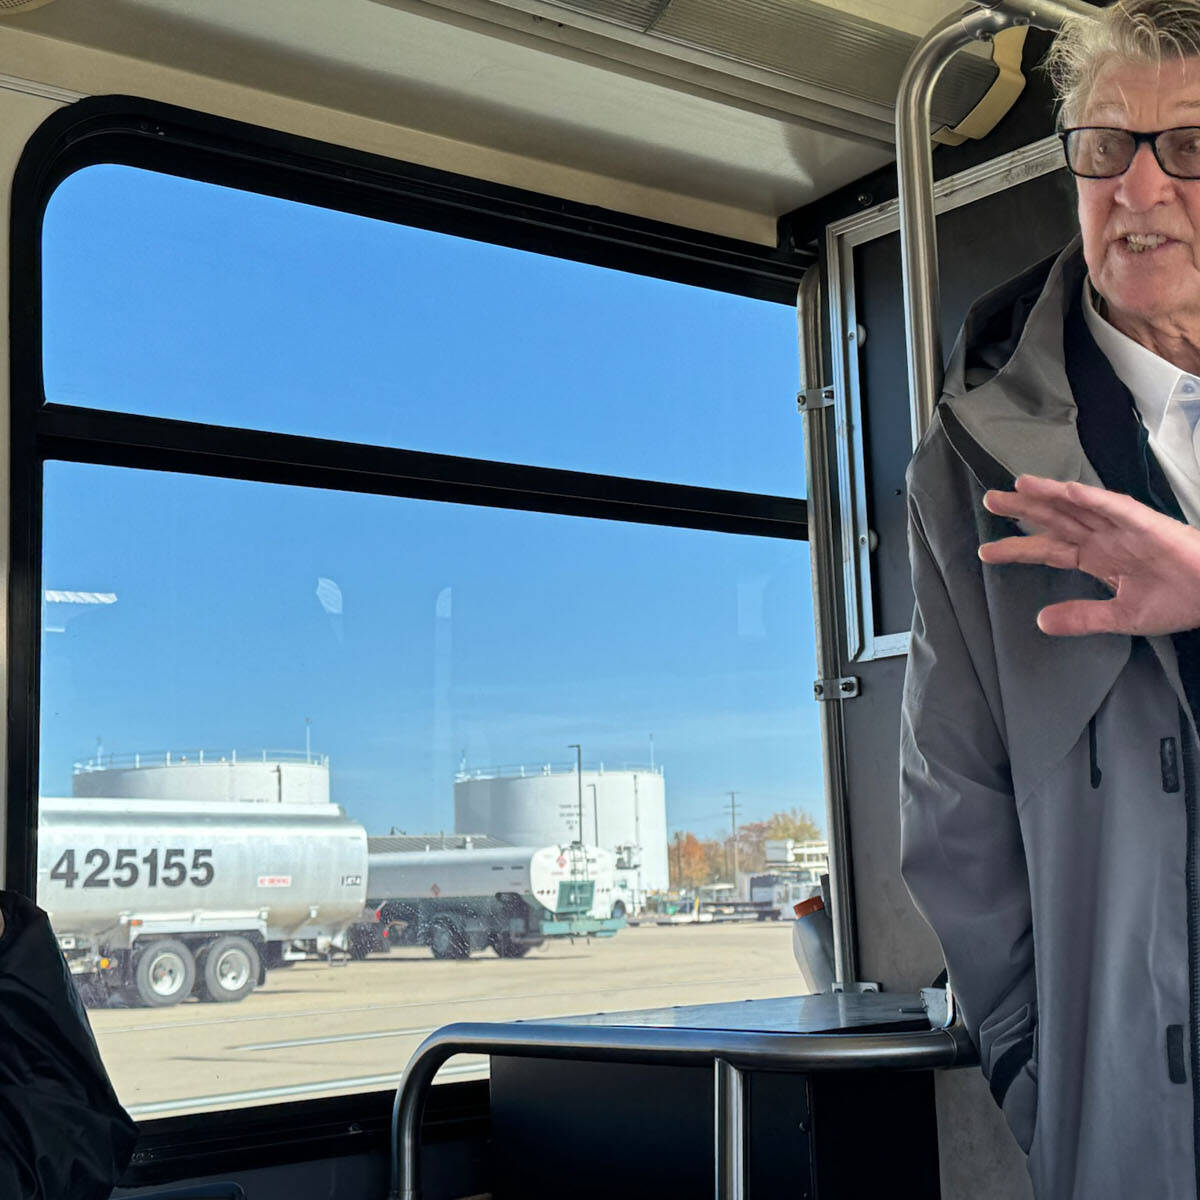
left=1123, top=233, right=1170, bottom=253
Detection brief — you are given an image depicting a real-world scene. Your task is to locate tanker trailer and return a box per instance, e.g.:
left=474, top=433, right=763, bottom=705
left=351, top=841, right=624, bottom=960
left=37, top=796, right=368, bottom=1006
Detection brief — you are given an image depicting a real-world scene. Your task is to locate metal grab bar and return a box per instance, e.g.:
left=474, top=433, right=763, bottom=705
left=897, top=0, right=1099, bottom=447
left=387, top=1019, right=975, bottom=1200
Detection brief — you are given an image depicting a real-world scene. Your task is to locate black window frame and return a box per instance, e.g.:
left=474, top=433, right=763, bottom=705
left=8, top=95, right=810, bottom=1171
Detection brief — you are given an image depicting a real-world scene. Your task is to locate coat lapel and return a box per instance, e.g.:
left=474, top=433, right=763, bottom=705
left=935, top=238, right=1138, bottom=797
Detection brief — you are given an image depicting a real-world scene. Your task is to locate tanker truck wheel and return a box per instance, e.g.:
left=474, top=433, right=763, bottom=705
left=195, top=936, right=260, bottom=1003
left=132, top=939, right=195, bottom=1008
left=429, top=917, right=469, bottom=960
left=490, top=933, right=534, bottom=958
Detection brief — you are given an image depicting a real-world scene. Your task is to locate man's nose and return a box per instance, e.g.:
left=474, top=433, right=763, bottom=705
left=1115, top=141, right=1177, bottom=209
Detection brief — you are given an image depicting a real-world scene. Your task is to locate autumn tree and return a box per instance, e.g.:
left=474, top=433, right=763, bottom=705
left=669, top=833, right=713, bottom=889
left=670, top=808, right=823, bottom=886
left=765, top=808, right=822, bottom=842
left=703, top=837, right=727, bottom=883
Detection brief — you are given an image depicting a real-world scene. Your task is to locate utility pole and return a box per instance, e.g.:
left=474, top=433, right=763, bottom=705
left=674, top=830, right=683, bottom=890
left=727, top=791, right=740, bottom=882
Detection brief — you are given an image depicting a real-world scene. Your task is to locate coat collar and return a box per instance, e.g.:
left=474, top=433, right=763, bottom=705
left=940, top=235, right=1102, bottom=490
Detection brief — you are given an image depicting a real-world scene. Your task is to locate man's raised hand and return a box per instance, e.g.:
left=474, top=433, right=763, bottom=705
left=979, top=474, right=1200, bottom=636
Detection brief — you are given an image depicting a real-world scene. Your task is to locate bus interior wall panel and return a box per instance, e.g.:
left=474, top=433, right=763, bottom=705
left=935, top=1068, right=1036, bottom=1200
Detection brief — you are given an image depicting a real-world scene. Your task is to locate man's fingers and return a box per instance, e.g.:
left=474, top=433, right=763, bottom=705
left=982, top=490, right=1102, bottom=540
left=1019, top=475, right=1155, bottom=528
left=978, top=534, right=1081, bottom=571
left=1013, top=474, right=1171, bottom=536
left=1036, top=599, right=1125, bottom=637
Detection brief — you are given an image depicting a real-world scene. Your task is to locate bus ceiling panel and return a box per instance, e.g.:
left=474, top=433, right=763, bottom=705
left=0, top=0, right=937, bottom=237
left=379, top=0, right=1004, bottom=137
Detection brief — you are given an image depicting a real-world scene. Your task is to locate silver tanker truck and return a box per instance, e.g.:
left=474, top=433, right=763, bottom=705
left=351, top=841, right=624, bottom=959
left=37, top=796, right=367, bottom=1006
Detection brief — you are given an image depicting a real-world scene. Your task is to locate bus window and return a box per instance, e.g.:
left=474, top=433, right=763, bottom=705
left=33, top=163, right=822, bottom=1120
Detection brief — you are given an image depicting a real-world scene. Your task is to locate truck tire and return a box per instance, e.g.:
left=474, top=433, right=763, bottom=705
left=348, top=921, right=374, bottom=960
left=429, top=917, right=469, bottom=960
left=195, top=936, right=259, bottom=1003
left=491, top=933, right=534, bottom=958
left=133, top=939, right=196, bottom=1008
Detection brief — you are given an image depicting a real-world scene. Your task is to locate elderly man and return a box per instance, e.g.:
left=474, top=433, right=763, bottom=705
left=901, top=2, right=1200, bottom=1196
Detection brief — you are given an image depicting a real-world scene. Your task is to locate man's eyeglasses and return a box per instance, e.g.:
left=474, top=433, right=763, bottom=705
left=1060, top=126, right=1200, bottom=179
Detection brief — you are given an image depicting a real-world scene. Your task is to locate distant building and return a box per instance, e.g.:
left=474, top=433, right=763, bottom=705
left=758, top=839, right=829, bottom=900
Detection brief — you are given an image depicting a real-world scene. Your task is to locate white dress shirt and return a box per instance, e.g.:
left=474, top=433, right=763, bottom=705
left=1083, top=280, right=1200, bottom=527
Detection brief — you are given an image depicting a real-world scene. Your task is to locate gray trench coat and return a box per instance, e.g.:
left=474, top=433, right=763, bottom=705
left=901, top=236, right=1200, bottom=1199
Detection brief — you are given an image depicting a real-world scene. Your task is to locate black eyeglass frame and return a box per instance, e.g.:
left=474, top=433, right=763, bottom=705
left=1059, top=125, right=1200, bottom=179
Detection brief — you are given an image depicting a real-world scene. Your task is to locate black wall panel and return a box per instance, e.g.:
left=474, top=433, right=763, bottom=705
left=853, top=167, right=1078, bottom=638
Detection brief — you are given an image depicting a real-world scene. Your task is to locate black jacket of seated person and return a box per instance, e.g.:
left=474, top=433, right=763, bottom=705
left=0, top=890, right=137, bottom=1198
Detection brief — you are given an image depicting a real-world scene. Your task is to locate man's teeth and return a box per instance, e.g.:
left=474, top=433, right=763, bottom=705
left=1126, top=233, right=1168, bottom=252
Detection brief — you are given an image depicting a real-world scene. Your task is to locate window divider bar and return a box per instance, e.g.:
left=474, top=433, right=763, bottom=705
left=34, top=405, right=808, bottom=541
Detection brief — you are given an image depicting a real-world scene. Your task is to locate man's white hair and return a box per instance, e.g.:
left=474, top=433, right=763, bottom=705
left=1047, top=1, right=1200, bottom=125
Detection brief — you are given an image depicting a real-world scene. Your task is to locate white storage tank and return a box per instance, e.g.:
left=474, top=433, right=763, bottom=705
left=72, top=749, right=330, bottom=806
left=454, top=762, right=669, bottom=892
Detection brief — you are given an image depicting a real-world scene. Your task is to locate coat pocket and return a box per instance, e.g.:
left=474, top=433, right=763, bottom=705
left=979, top=1001, right=1038, bottom=1154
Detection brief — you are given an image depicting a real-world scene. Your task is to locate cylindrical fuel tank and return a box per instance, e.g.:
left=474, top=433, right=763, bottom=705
left=454, top=766, right=669, bottom=890
left=37, top=796, right=366, bottom=941
left=72, top=751, right=330, bottom=806
left=366, top=842, right=615, bottom=917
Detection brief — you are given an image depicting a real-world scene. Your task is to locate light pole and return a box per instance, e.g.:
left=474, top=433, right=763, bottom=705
left=568, top=744, right=583, bottom=844
left=587, top=782, right=599, bottom=845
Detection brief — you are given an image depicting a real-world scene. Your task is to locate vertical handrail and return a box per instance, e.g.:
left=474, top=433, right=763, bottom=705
left=798, top=266, right=859, bottom=988
left=898, top=0, right=1098, bottom=447
left=896, top=4, right=1013, bottom=449
left=714, top=1058, right=746, bottom=1199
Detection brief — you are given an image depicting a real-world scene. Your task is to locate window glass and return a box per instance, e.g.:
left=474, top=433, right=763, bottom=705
left=40, top=462, right=821, bottom=1116
left=42, top=165, right=803, bottom=496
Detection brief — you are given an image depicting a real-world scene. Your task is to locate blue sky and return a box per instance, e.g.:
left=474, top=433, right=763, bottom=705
left=38, top=165, right=822, bottom=839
